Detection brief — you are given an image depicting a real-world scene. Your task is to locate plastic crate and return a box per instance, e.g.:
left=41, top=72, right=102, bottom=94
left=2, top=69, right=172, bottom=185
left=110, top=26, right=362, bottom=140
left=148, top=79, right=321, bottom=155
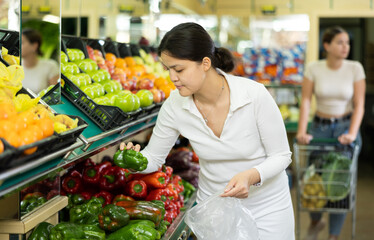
left=0, top=138, right=16, bottom=170
left=53, top=115, right=88, bottom=150
left=61, top=74, right=138, bottom=131
left=129, top=43, right=140, bottom=56
left=41, top=82, right=61, bottom=105
left=0, top=29, right=20, bottom=56
left=103, top=40, right=120, bottom=57
left=117, top=42, right=132, bottom=58
left=62, top=35, right=89, bottom=59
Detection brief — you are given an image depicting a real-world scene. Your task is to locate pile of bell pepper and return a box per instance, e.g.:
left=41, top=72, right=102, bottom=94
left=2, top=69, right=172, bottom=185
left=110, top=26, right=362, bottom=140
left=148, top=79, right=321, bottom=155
left=61, top=156, right=191, bottom=225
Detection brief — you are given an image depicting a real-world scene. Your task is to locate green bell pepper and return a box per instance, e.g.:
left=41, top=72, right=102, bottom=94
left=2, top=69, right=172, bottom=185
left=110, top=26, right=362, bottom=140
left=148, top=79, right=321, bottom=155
left=98, top=204, right=130, bottom=231
left=113, top=149, right=148, bottom=171
left=49, top=222, right=85, bottom=240
left=106, top=220, right=161, bottom=240
left=81, top=224, right=106, bottom=240
left=156, top=220, right=170, bottom=236
left=69, top=197, right=103, bottom=225
left=28, top=222, right=53, bottom=240
left=20, top=196, right=47, bottom=215
left=67, top=194, right=86, bottom=210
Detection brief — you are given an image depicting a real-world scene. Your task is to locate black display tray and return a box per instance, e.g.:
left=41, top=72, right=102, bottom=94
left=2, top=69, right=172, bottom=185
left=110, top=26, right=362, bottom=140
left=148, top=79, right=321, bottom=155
left=117, top=42, right=132, bottom=58
left=61, top=74, right=139, bottom=131
left=0, top=114, right=88, bottom=172
left=41, top=82, right=61, bottom=105
left=0, top=29, right=19, bottom=57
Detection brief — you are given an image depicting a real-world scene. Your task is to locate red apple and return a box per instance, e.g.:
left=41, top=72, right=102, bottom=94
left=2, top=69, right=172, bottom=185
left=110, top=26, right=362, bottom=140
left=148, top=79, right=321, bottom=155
left=136, top=78, right=154, bottom=90
left=150, top=89, right=162, bottom=103
left=121, top=80, right=136, bottom=91
left=93, top=49, right=103, bottom=58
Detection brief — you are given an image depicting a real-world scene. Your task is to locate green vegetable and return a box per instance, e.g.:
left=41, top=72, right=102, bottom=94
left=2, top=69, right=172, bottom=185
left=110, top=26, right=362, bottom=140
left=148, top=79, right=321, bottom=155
left=28, top=222, right=53, bottom=240
left=69, top=197, right=103, bottom=225
left=49, top=222, right=85, bottom=240
left=20, top=196, right=47, bottom=215
left=321, top=152, right=352, bottom=201
left=156, top=220, right=170, bottom=236
left=106, top=220, right=160, bottom=240
left=98, top=204, right=130, bottom=231
left=114, top=149, right=148, bottom=171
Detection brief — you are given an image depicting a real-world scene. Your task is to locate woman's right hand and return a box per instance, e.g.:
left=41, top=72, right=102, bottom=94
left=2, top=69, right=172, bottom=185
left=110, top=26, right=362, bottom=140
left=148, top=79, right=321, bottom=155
left=296, top=133, right=313, bottom=144
left=119, top=142, right=141, bottom=152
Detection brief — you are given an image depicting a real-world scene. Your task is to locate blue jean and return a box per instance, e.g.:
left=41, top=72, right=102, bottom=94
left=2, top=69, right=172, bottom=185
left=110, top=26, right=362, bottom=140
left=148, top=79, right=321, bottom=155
left=308, top=117, right=361, bottom=236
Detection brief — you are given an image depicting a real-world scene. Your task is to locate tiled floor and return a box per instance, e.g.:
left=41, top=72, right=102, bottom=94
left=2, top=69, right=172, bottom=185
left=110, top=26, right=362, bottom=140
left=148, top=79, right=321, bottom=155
left=292, top=160, right=374, bottom=240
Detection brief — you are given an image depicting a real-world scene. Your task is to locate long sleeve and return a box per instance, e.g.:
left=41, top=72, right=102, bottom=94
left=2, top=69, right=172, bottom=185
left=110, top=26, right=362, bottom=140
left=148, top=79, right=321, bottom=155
left=253, top=85, right=292, bottom=184
left=140, top=97, right=180, bottom=173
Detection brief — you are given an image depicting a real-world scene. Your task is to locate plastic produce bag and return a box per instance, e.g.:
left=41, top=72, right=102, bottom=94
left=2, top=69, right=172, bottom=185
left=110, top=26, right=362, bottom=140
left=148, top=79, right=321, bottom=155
left=185, top=191, right=259, bottom=240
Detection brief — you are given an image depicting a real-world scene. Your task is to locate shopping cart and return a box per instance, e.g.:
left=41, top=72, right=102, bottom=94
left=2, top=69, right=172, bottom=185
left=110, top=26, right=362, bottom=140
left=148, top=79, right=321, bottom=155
left=293, top=139, right=359, bottom=240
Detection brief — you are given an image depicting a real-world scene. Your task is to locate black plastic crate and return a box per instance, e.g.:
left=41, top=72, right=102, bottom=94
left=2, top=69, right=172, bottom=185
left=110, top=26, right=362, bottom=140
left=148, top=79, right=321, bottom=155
left=62, top=35, right=89, bottom=59
left=40, top=82, right=61, bottom=105
left=53, top=115, right=88, bottom=150
left=129, top=43, right=140, bottom=56
left=61, top=74, right=137, bottom=131
left=117, top=42, right=132, bottom=58
left=0, top=29, right=19, bottom=56
left=0, top=138, right=16, bottom=170
left=104, top=40, right=120, bottom=57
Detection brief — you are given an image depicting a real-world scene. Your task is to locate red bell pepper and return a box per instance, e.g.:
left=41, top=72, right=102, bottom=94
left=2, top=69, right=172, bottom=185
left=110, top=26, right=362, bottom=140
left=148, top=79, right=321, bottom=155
left=140, top=172, right=168, bottom=189
left=62, top=172, right=82, bottom=194
left=99, top=166, right=128, bottom=191
left=171, top=175, right=184, bottom=193
left=125, top=180, right=148, bottom=199
left=112, top=194, right=135, bottom=204
left=80, top=191, right=93, bottom=200
left=159, top=165, right=173, bottom=184
left=42, top=176, right=59, bottom=190
left=23, top=192, right=44, bottom=200
left=93, top=191, right=113, bottom=206
left=82, top=161, right=111, bottom=185
left=146, top=186, right=178, bottom=202
left=164, top=209, right=178, bottom=224
left=46, top=189, right=60, bottom=200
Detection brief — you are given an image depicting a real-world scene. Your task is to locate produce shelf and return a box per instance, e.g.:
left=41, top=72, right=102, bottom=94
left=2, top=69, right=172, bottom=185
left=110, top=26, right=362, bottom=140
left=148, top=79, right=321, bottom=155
left=0, top=94, right=159, bottom=199
left=162, top=192, right=197, bottom=240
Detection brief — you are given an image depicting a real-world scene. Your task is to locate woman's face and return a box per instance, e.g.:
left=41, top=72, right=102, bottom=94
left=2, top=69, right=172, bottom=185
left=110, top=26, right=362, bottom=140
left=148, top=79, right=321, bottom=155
left=21, top=35, right=38, bottom=58
left=325, top=32, right=350, bottom=59
left=160, top=52, right=206, bottom=97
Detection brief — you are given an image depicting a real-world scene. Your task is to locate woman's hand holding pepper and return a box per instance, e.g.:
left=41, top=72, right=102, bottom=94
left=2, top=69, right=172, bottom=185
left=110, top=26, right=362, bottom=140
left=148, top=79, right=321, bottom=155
left=119, top=142, right=141, bottom=152
left=220, top=168, right=260, bottom=198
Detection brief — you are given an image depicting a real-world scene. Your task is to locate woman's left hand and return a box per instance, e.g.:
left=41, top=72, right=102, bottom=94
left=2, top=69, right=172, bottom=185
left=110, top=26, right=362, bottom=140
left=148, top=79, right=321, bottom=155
left=338, top=133, right=356, bottom=145
left=220, top=168, right=260, bottom=198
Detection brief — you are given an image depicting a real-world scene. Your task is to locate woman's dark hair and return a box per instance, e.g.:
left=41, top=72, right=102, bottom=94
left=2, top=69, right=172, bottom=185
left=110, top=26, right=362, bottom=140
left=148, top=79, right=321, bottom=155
left=322, top=26, right=347, bottom=44
left=158, top=22, right=235, bottom=73
left=22, top=28, right=43, bottom=56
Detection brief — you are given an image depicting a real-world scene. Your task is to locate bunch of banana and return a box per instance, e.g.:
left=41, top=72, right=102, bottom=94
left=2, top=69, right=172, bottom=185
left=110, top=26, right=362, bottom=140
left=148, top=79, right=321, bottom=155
left=1, top=47, right=20, bottom=65
left=52, top=114, right=79, bottom=134
left=301, top=174, right=327, bottom=209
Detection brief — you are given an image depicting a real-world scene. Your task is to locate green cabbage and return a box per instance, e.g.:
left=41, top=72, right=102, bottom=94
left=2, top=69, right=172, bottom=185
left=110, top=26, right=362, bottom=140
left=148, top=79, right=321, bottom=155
left=321, top=152, right=352, bottom=202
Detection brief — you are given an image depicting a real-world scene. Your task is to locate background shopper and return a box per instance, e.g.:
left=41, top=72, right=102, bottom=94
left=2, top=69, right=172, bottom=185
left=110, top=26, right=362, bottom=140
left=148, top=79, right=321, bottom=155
left=21, top=28, right=59, bottom=94
left=122, top=22, right=295, bottom=240
left=296, top=26, right=366, bottom=240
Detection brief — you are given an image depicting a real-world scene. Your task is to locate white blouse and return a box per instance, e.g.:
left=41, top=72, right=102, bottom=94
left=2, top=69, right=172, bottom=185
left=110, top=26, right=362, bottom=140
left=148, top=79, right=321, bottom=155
left=141, top=70, right=292, bottom=209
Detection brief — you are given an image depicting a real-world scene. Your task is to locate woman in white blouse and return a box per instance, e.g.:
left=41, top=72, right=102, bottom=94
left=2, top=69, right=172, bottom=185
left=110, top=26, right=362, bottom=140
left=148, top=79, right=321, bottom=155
left=297, top=26, right=366, bottom=240
left=123, top=22, right=294, bottom=240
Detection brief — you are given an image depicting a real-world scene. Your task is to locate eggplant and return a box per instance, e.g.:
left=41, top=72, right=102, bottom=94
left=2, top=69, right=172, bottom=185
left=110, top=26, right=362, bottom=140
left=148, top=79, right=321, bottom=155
left=165, top=150, right=193, bottom=172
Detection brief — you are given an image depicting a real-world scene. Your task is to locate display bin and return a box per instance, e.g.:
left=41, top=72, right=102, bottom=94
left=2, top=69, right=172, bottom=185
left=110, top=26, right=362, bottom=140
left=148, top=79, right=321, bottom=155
left=0, top=29, right=19, bottom=57
left=0, top=88, right=88, bottom=173
left=82, top=37, right=106, bottom=57
left=61, top=74, right=139, bottom=131
left=40, top=82, right=61, bottom=105
left=103, top=40, right=120, bottom=57
left=129, top=43, right=141, bottom=56
left=294, top=139, right=359, bottom=240
left=61, top=35, right=89, bottom=59
left=117, top=42, right=132, bottom=58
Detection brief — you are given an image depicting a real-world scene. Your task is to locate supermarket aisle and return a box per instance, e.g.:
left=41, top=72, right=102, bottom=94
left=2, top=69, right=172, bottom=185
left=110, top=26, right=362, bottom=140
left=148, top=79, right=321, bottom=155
left=293, top=160, right=374, bottom=240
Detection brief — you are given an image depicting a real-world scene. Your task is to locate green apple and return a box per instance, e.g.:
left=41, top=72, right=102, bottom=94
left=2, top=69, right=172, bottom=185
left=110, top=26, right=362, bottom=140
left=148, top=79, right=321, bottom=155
left=98, top=69, right=111, bottom=81
left=81, top=85, right=96, bottom=99
left=77, top=59, right=94, bottom=72
left=74, top=49, right=85, bottom=61
left=133, top=94, right=140, bottom=110
left=101, top=80, right=116, bottom=93
left=61, top=51, right=68, bottom=63
left=105, top=93, right=119, bottom=105
left=133, top=56, right=144, bottom=65
left=114, top=94, right=136, bottom=112
left=136, top=89, right=153, bottom=107
left=113, top=81, right=122, bottom=92
left=67, top=48, right=77, bottom=61
left=94, top=96, right=111, bottom=105
left=91, top=83, right=105, bottom=98
left=64, top=62, right=80, bottom=75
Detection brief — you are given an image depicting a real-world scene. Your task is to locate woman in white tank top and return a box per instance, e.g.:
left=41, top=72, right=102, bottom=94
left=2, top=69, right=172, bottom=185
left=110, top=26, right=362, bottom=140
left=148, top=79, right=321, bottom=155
left=296, top=26, right=366, bottom=240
